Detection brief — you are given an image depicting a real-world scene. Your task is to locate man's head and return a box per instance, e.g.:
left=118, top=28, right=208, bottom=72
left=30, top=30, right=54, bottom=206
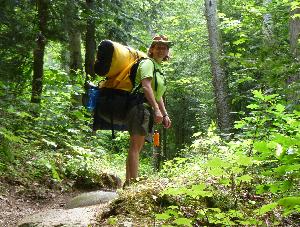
left=148, top=35, right=172, bottom=61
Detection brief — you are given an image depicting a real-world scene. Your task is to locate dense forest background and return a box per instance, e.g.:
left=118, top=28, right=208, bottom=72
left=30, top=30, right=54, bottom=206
left=0, top=0, right=299, bottom=226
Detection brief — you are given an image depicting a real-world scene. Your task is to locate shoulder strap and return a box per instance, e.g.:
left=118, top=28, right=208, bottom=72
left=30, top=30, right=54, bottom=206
left=131, top=58, right=163, bottom=94
left=148, top=59, right=164, bottom=92
left=130, top=57, right=146, bottom=94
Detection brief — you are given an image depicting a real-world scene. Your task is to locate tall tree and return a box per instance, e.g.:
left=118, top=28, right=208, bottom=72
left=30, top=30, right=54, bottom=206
left=84, top=0, right=96, bottom=79
left=263, top=0, right=274, bottom=43
left=205, top=0, right=232, bottom=134
left=288, top=4, right=300, bottom=103
left=31, top=0, right=48, bottom=103
left=289, top=6, right=300, bottom=58
left=66, top=1, right=83, bottom=74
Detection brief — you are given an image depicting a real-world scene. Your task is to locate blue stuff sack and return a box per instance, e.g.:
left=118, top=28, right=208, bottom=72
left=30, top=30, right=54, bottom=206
left=86, top=86, right=100, bottom=111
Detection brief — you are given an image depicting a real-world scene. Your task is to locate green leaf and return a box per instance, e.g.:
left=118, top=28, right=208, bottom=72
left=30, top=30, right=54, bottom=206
left=228, top=210, right=244, bottom=218
left=253, top=141, right=269, bottom=153
left=155, top=213, right=171, bottom=220
left=207, top=208, right=222, bottom=213
left=191, top=183, right=206, bottom=191
left=234, top=120, right=246, bottom=129
left=107, top=217, right=118, bottom=225
left=219, top=178, right=231, bottom=186
left=41, top=138, right=57, bottom=148
left=51, top=167, right=61, bottom=181
left=253, top=90, right=264, bottom=100
left=165, top=209, right=179, bottom=218
left=278, top=197, right=300, bottom=208
left=231, top=166, right=243, bottom=174
left=247, top=104, right=259, bottom=109
left=186, top=188, right=213, bottom=198
left=255, top=203, right=278, bottom=215
left=274, top=164, right=300, bottom=175
left=233, top=38, right=247, bottom=45
left=237, top=155, right=253, bottom=166
left=44, top=161, right=52, bottom=169
left=162, top=187, right=187, bottom=196
left=208, top=167, right=225, bottom=176
left=206, top=157, right=230, bottom=168
left=236, top=174, right=252, bottom=183
left=256, top=184, right=269, bottom=194
left=0, top=127, right=23, bottom=143
left=275, top=104, right=285, bottom=113
left=269, top=183, right=281, bottom=193
left=173, top=218, right=192, bottom=226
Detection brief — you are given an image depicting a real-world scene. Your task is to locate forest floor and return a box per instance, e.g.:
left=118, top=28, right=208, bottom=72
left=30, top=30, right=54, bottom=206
left=0, top=180, right=81, bottom=227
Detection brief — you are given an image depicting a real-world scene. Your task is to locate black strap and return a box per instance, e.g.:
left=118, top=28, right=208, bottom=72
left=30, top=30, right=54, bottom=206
left=109, top=95, right=115, bottom=139
left=110, top=114, right=115, bottom=139
left=149, top=59, right=164, bottom=92
left=132, top=58, right=164, bottom=94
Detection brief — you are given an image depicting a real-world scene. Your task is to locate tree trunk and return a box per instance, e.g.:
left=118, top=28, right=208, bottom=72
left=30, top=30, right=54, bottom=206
left=289, top=7, right=300, bottom=58
left=85, top=0, right=96, bottom=79
left=263, top=0, right=274, bottom=43
left=31, top=0, right=48, bottom=103
left=66, top=1, right=83, bottom=74
left=288, top=6, right=300, bottom=104
left=69, top=30, right=83, bottom=73
left=205, top=0, right=232, bottom=134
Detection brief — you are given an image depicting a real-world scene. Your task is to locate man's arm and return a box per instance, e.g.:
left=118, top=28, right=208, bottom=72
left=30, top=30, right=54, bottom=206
left=157, top=98, right=171, bottom=128
left=141, top=78, right=163, bottom=124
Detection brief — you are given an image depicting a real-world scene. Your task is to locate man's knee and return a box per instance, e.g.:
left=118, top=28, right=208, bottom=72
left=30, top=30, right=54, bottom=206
left=129, top=142, right=144, bottom=154
left=130, top=135, right=145, bottom=151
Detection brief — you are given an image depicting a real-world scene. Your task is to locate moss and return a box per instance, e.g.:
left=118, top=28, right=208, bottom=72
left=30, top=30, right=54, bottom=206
left=97, top=178, right=174, bottom=226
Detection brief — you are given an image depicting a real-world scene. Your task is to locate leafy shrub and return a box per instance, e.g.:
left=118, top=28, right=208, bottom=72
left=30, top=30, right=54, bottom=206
left=155, top=90, right=299, bottom=226
left=0, top=69, right=130, bottom=187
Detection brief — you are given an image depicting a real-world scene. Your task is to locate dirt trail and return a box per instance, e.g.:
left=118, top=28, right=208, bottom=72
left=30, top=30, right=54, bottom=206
left=0, top=182, right=80, bottom=227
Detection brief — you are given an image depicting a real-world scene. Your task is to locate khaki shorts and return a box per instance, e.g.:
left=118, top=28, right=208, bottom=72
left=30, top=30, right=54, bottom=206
left=127, top=104, right=153, bottom=142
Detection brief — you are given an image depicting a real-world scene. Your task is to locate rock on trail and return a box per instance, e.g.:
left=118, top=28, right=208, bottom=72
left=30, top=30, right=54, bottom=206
left=17, top=190, right=118, bottom=227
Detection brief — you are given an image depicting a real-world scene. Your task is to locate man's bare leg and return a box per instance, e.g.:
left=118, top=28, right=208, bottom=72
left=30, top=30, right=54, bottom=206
left=125, top=134, right=145, bottom=184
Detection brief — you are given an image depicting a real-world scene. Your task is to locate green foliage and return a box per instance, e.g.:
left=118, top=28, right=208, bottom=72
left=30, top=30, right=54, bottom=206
left=155, top=91, right=299, bottom=226
left=219, top=0, right=300, bottom=115
left=0, top=67, right=129, bottom=185
left=0, top=1, right=35, bottom=86
left=1, top=1, right=299, bottom=226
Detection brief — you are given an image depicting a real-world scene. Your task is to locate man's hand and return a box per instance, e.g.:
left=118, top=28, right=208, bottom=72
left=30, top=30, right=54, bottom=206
left=154, top=108, right=163, bottom=124
left=162, top=115, right=171, bottom=128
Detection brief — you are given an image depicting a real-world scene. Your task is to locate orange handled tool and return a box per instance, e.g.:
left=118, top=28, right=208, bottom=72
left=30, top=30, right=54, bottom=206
left=153, top=130, right=160, bottom=147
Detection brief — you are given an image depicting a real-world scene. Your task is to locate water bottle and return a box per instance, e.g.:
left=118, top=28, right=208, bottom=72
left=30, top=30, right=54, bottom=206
left=87, top=86, right=99, bottom=111
left=153, top=130, right=160, bottom=147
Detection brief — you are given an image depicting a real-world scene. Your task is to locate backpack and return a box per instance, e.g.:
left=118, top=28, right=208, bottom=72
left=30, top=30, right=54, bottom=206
left=94, top=40, right=147, bottom=91
left=91, top=40, right=161, bottom=136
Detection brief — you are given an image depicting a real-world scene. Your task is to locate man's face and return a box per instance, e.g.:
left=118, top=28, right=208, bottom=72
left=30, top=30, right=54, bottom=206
left=151, top=43, right=169, bottom=61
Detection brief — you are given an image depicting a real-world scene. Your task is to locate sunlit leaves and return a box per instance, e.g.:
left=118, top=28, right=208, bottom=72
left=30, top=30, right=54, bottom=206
left=255, top=202, right=278, bottom=215
left=290, top=1, right=300, bottom=11
left=236, top=174, right=252, bottom=183
left=247, top=104, right=259, bottom=109
left=0, top=127, right=23, bottom=143
left=233, top=37, right=247, bottom=45
left=206, top=157, right=230, bottom=168
left=208, top=167, right=224, bottom=177
left=237, top=155, right=253, bottom=166
left=173, top=218, right=192, bottom=226
left=156, top=213, right=172, bottom=220
left=278, top=197, right=300, bottom=208
left=41, top=138, right=57, bottom=148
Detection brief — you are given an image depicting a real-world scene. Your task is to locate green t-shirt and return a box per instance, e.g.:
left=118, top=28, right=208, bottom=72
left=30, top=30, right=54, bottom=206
left=134, top=58, right=166, bottom=101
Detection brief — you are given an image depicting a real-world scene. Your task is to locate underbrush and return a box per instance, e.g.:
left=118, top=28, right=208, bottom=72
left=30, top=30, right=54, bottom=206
left=0, top=69, right=154, bottom=191
left=99, top=91, right=299, bottom=226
